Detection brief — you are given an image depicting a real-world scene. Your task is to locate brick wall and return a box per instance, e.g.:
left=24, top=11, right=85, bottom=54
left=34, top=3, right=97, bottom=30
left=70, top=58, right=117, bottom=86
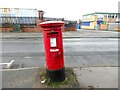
left=0, top=27, right=13, bottom=32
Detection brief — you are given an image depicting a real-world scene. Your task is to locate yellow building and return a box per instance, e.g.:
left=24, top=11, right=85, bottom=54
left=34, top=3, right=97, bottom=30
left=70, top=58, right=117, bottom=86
left=81, top=12, right=119, bottom=30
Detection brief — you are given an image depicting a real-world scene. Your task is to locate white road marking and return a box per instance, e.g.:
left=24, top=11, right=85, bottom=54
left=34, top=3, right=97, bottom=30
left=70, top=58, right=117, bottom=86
left=0, top=60, right=14, bottom=69
left=24, top=57, right=31, bottom=59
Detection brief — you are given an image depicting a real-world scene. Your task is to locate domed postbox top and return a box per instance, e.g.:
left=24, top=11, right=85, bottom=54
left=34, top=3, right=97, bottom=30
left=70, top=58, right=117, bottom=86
left=39, top=21, right=64, bottom=28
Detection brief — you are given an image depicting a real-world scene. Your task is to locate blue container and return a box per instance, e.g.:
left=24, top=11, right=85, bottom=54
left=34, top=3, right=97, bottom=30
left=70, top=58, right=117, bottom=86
left=76, top=24, right=81, bottom=29
left=97, top=20, right=103, bottom=25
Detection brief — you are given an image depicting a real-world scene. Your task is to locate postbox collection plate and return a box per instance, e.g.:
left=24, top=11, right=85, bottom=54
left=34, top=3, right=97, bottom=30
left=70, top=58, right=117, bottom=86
left=50, top=38, right=57, bottom=47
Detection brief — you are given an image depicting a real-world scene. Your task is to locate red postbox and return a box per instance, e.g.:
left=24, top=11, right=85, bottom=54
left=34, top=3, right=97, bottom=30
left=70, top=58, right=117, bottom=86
left=39, top=21, right=65, bottom=82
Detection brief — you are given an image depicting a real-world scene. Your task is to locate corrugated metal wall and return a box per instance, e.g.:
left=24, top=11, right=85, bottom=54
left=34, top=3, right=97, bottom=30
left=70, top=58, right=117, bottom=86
left=0, top=17, right=37, bottom=24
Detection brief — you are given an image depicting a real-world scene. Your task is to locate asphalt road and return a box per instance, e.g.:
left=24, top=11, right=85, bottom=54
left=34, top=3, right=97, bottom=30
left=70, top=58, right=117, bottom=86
left=1, top=37, right=118, bottom=68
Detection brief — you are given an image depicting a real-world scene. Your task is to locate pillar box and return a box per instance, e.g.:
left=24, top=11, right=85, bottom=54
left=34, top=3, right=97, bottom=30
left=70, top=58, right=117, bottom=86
left=39, top=21, right=65, bottom=82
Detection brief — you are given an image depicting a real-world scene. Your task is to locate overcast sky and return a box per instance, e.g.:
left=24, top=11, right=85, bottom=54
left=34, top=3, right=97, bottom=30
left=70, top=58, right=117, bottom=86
left=0, top=0, right=119, bottom=20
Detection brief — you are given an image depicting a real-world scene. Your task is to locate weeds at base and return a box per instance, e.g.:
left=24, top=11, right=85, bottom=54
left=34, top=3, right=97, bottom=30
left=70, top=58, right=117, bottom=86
left=38, top=67, right=79, bottom=88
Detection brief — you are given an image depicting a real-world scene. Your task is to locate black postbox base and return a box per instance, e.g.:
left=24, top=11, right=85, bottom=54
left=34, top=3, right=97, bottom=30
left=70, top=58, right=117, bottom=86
left=46, top=67, right=65, bottom=82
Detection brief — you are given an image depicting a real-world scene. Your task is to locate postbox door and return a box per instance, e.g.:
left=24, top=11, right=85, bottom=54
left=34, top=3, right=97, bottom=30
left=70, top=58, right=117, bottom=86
left=46, top=31, right=64, bottom=70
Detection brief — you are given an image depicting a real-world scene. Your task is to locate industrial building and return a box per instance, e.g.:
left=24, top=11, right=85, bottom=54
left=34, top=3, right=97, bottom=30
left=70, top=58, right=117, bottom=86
left=0, top=8, right=44, bottom=32
left=81, top=12, right=120, bottom=31
left=0, top=8, right=76, bottom=32
left=0, top=8, right=77, bottom=32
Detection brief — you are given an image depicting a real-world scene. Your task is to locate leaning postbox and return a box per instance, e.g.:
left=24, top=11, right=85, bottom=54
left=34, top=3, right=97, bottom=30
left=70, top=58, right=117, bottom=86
left=39, top=21, right=65, bottom=82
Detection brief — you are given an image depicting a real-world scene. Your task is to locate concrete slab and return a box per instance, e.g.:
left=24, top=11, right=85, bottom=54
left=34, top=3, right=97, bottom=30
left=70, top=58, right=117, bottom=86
left=1, top=66, right=119, bottom=88
left=74, top=67, right=118, bottom=88
left=2, top=67, right=41, bottom=88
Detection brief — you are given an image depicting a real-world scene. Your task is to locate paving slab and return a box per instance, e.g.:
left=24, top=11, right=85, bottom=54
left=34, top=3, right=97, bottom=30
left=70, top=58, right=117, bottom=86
left=2, top=67, right=41, bottom=88
left=1, top=66, right=119, bottom=88
left=74, top=67, right=119, bottom=88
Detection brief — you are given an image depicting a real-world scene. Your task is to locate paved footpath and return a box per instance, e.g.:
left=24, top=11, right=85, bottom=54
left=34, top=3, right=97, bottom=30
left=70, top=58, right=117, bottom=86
left=2, top=67, right=40, bottom=88
left=2, top=67, right=119, bottom=88
left=74, top=67, right=119, bottom=88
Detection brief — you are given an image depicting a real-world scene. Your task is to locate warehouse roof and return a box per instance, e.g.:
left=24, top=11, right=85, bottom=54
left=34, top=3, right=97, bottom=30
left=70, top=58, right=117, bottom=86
left=83, top=12, right=120, bottom=16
